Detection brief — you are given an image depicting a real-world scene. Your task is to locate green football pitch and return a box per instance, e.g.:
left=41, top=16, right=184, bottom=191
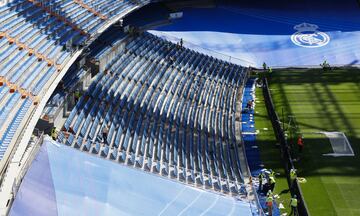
left=262, top=69, right=360, bottom=216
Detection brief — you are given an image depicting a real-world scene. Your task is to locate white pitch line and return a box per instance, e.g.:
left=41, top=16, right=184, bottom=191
left=177, top=191, right=203, bottom=216
left=227, top=197, right=236, bottom=216
left=158, top=186, right=187, bottom=216
left=199, top=195, right=219, bottom=216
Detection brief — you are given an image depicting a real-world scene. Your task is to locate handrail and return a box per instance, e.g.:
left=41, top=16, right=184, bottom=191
left=2, top=131, right=44, bottom=216
left=0, top=103, right=36, bottom=185
left=13, top=131, right=43, bottom=193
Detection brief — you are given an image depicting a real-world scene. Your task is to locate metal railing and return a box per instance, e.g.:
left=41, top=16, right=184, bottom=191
left=0, top=129, right=43, bottom=216
left=12, top=130, right=44, bottom=199
left=0, top=103, right=37, bottom=186
left=237, top=71, right=265, bottom=216
left=262, top=77, right=310, bottom=216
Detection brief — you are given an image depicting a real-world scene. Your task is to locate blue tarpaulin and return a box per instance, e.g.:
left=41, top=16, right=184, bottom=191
left=10, top=139, right=254, bottom=216
left=151, top=0, right=360, bottom=67
left=241, top=79, right=280, bottom=216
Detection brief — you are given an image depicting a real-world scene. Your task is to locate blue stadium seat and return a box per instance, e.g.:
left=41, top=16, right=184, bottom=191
left=92, top=142, right=100, bottom=154
left=83, top=140, right=91, bottom=152
left=56, top=31, right=247, bottom=192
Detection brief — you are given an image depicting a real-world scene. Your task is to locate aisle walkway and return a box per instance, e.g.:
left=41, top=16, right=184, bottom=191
left=241, top=79, right=262, bottom=173
left=241, top=78, right=280, bottom=216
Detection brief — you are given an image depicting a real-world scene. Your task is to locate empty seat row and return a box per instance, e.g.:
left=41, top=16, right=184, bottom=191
left=58, top=32, right=248, bottom=195
left=0, top=95, right=32, bottom=159
left=0, top=0, right=149, bottom=161
left=0, top=0, right=148, bottom=96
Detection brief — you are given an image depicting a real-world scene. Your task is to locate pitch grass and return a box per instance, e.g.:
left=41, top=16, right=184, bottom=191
left=267, top=69, right=360, bottom=216
left=254, top=86, right=292, bottom=215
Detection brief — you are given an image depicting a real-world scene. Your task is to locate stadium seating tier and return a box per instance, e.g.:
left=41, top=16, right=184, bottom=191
left=58, top=32, right=248, bottom=194
left=0, top=0, right=149, bottom=160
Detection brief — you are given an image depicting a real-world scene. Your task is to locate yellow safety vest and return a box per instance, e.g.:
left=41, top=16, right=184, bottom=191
left=270, top=176, right=276, bottom=184
left=291, top=198, right=298, bottom=207
left=258, top=173, right=264, bottom=179
left=51, top=128, right=57, bottom=139
left=290, top=170, right=297, bottom=180
left=269, top=171, right=275, bottom=178
left=263, top=63, right=267, bottom=69
left=75, top=91, right=81, bottom=98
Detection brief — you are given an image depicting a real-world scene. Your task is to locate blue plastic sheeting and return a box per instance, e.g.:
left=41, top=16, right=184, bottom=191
left=241, top=79, right=262, bottom=173
left=10, top=143, right=58, bottom=216
left=241, top=79, right=280, bottom=216
left=151, top=0, right=360, bottom=67
left=243, top=134, right=262, bottom=173
left=10, top=139, right=253, bottom=216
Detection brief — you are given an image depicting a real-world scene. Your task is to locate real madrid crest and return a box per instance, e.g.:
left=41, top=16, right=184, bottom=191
left=291, top=23, right=330, bottom=48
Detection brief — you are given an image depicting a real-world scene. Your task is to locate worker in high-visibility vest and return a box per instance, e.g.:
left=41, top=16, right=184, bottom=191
left=266, top=193, right=274, bottom=216
left=289, top=195, right=298, bottom=216
left=263, top=62, right=267, bottom=70
left=290, top=168, right=297, bottom=189
left=51, top=127, right=57, bottom=141
left=268, top=67, right=273, bottom=77
left=74, top=90, right=81, bottom=104
left=269, top=169, right=276, bottom=178
left=258, top=171, right=264, bottom=192
left=269, top=176, right=276, bottom=192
